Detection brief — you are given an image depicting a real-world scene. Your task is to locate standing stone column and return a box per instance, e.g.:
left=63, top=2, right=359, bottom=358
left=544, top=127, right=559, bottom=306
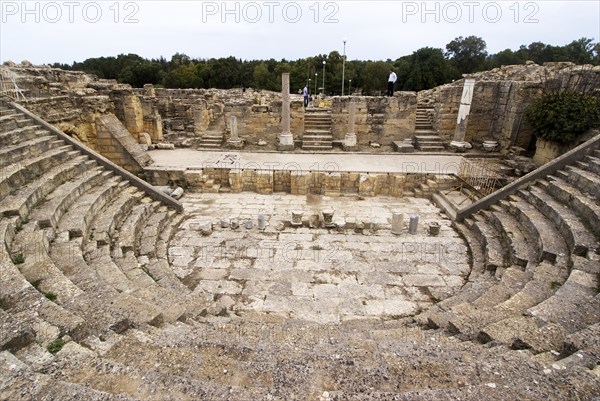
left=227, top=115, right=243, bottom=148
left=278, top=73, right=294, bottom=150
left=344, top=101, right=357, bottom=151
left=143, top=83, right=156, bottom=97
left=258, top=214, right=266, bottom=231
left=391, top=210, right=403, bottom=235
left=408, top=215, right=419, bottom=235
left=450, top=78, right=475, bottom=152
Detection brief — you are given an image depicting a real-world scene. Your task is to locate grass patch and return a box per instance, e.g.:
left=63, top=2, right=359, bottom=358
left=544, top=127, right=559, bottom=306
left=46, top=338, right=63, bottom=354
left=43, top=291, right=57, bottom=302
left=11, top=253, right=24, bottom=265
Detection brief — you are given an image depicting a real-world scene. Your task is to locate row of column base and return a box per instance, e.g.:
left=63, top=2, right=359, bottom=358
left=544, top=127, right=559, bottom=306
left=278, top=132, right=357, bottom=150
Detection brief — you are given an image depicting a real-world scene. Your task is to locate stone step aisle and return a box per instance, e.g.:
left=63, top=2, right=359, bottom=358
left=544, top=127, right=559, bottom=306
left=414, top=106, right=445, bottom=151
left=196, top=131, right=224, bottom=148
left=302, top=108, right=333, bottom=150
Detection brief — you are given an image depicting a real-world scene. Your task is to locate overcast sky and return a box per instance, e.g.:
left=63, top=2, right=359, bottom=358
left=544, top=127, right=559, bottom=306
left=1, top=0, right=599, bottom=64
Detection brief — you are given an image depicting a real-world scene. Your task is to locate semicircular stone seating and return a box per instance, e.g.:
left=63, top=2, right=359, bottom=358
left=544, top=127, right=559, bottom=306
left=1, top=100, right=599, bottom=400
left=419, top=144, right=600, bottom=353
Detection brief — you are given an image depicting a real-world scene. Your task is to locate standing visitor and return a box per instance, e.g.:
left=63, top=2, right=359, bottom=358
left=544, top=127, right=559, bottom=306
left=387, top=70, right=397, bottom=97
left=303, top=85, right=309, bottom=108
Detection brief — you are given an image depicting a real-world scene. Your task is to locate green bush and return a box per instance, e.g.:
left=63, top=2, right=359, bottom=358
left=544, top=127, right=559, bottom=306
left=526, top=90, right=600, bottom=145
left=47, top=338, right=64, bottom=354
left=43, top=292, right=58, bottom=302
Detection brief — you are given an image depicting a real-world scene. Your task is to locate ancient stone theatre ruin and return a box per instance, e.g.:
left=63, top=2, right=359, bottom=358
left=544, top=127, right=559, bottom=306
left=0, top=62, right=599, bottom=400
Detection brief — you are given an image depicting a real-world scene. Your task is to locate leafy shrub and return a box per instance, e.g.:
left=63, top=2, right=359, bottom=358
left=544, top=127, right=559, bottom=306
left=47, top=338, right=63, bottom=354
left=43, top=292, right=58, bottom=302
left=11, top=254, right=24, bottom=265
left=526, top=90, right=600, bottom=145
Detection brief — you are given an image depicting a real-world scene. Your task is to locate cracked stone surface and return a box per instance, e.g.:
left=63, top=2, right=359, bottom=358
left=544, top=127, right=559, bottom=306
left=167, top=193, right=470, bottom=324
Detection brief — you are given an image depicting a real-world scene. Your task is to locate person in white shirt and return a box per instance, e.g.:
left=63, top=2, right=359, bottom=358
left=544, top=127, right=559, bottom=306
left=303, top=85, right=309, bottom=108
left=387, top=70, right=397, bottom=97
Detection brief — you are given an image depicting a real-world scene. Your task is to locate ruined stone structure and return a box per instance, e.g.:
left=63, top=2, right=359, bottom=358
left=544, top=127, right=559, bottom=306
left=0, top=62, right=599, bottom=399
left=2, top=65, right=419, bottom=153
left=419, top=62, right=600, bottom=153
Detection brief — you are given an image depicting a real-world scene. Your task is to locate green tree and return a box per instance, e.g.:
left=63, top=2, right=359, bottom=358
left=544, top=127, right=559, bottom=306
left=362, top=61, right=390, bottom=95
left=563, top=38, right=597, bottom=65
left=169, top=53, right=191, bottom=68
left=118, top=61, right=163, bottom=87
left=593, top=43, right=600, bottom=65
left=445, top=36, right=488, bottom=74
left=521, top=42, right=565, bottom=64
left=401, top=47, right=457, bottom=91
left=163, top=64, right=203, bottom=88
left=253, top=62, right=275, bottom=90
left=208, top=57, right=241, bottom=88
left=59, top=36, right=599, bottom=91
left=347, top=60, right=366, bottom=92
left=487, top=48, right=528, bottom=68
left=196, top=62, right=213, bottom=88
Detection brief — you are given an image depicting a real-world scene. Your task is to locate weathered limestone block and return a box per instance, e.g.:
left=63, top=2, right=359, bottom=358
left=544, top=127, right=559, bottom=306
left=242, top=170, right=258, bottom=192
left=171, top=187, right=184, bottom=199
left=143, top=84, right=156, bottom=97
left=256, top=171, right=274, bottom=194
left=358, top=174, right=375, bottom=197
left=533, top=138, right=575, bottom=166
left=308, top=172, right=325, bottom=195
left=229, top=170, right=243, bottom=192
left=144, top=167, right=185, bottom=187
left=56, top=122, right=92, bottom=145
left=113, top=89, right=144, bottom=139
left=192, top=102, right=211, bottom=133
left=95, top=113, right=152, bottom=174
left=184, top=170, right=205, bottom=188
left=290, top=172, right=308, bottom=195
left=143, top=108, right=163, bottom=143
left=340, top=172, right=360, bottom=193
left=139, top=132, right=152, bottom=145
left=373, top=175, right=391, bottom=196
left=323, top=173, right=341, bottom=196
left=273, top=171, right=291, bottom=193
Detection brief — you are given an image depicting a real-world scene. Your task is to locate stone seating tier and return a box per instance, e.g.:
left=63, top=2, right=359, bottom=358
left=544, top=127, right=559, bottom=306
left=0, top=101, right=599, bottom=400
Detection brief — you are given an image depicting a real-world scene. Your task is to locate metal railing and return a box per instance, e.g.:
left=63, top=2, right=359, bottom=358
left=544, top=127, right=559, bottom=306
left=0, top=67, right=26, bottom=101
left=457, top=158, right=501, bottom=197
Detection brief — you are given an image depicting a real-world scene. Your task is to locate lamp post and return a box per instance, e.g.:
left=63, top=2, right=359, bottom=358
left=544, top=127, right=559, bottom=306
left=308, top=78, right=311, bottom=96
left=322, top=60, right=326, bottom=95
left=342, top=38, right=347, bottom=96
left=314, top=73, right=318, bottom=95
left=349, top=79, right=352, bottom=95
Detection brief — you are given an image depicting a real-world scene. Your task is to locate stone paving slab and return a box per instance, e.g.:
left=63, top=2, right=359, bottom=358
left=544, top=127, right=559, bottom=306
left=149, top=149, right=462, bottom=174
left=165, top=193, right=469, bottom=324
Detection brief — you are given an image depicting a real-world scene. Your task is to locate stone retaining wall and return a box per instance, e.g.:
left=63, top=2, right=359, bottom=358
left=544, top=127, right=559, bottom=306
left=133, top=86, right=417, bottom=149
left=331, top=94, right=417, bottom=144
left=144, top=166, right=453, bottom=199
